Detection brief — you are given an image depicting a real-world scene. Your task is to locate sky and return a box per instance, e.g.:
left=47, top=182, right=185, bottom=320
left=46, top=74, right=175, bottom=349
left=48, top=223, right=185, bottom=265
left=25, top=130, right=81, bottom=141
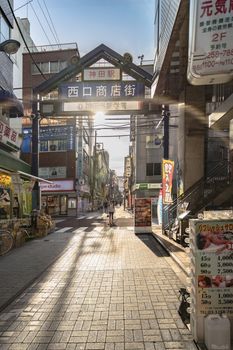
left=14, top=0, right=155, bottom=175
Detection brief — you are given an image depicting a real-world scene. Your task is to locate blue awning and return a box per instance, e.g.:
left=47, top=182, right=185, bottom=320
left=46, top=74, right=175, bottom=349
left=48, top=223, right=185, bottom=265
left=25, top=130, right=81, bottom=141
left=0, top=89, right=24, bottom=117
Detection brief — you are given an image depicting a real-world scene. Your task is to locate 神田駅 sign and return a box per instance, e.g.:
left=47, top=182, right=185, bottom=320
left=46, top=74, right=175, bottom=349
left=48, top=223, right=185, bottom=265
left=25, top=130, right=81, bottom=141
left=188, top=0, right=233, bottom=85
left=83, top=67, right=121, bottom=81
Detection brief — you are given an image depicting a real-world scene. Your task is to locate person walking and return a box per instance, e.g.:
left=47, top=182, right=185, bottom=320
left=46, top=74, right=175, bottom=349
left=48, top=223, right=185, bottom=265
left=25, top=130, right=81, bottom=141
left=108, top=201, right=115, bottom=226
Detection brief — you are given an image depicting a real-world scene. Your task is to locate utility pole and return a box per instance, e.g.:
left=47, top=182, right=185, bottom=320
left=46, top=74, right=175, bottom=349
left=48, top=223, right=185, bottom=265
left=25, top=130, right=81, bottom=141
left=92, top=130, right=97, bottom=211
left=162, top=104, right=170, bottom=159
left=161, top=104, right=170, bottom=235
left=31, top=95, right=40, bottom=210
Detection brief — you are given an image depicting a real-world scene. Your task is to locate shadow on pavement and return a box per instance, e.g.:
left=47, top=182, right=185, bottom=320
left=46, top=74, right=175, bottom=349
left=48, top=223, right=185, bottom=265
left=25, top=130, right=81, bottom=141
left=137, top=233, right=169, bottom=257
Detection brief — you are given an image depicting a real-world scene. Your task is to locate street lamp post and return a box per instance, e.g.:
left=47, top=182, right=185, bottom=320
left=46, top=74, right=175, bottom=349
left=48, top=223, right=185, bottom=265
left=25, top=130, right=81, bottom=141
left=0, top=39, right=20, bottom=55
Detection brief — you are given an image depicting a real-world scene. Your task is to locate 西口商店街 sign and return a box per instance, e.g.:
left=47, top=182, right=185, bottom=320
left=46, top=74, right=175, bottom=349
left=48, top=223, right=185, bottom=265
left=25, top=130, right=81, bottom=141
left=59, top=81, right=145, bottom=100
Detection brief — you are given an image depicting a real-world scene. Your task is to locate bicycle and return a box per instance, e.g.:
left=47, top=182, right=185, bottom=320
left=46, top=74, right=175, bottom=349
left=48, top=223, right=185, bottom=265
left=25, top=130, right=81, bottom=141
left=0, top=229, right=14, bottom=256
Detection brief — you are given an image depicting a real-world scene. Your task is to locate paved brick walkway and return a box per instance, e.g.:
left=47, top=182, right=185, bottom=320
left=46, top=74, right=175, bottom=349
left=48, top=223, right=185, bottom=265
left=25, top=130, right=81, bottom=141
left=0, top=215, right=198, bottom=350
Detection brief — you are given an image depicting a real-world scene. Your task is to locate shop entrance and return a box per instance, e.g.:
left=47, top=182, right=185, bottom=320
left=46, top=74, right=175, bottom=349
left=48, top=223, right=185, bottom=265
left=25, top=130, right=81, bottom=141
left=60, top=195, right=68, bottom=215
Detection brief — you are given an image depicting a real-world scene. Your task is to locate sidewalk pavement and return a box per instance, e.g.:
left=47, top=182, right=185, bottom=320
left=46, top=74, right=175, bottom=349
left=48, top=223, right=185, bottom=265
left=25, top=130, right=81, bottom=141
left=151, top=227, right=190, bottom=277
left=0, top=210, right=197, bottom=350
left=0, top=209, right=190, bottom=313
left=0, top=208, right=199, bottom=350
left=116, top=206, right=190, bottom=276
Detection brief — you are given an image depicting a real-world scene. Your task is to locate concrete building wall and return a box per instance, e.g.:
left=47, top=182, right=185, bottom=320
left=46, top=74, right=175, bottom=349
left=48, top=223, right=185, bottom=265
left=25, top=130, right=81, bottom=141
left=22, top=47, right=79, bottom=114
left=135, top=115, right=163, bottom=184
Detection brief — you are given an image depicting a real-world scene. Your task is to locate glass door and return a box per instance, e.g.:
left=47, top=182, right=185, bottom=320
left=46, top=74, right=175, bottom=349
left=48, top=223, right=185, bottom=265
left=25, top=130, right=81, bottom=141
left=60, top=195, right=68, bottom=215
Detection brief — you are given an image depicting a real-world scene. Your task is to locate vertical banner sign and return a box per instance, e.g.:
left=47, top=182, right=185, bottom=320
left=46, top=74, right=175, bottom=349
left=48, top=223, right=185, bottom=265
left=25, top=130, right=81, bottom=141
left=188, top=0, right=233, bottom=85
left=162, top=159, right=174, bottom=204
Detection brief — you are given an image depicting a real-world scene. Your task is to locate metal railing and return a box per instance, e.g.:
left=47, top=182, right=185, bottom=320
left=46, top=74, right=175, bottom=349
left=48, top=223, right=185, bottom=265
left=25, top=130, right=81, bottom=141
left=163, top=160, right=231, bottom=233
left=23, top=42, right=79, bottom=53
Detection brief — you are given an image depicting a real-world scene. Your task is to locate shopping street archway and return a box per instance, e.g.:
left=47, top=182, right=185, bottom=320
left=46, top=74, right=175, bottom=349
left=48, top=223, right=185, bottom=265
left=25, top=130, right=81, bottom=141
left=31, top=44, right=153, bottom=208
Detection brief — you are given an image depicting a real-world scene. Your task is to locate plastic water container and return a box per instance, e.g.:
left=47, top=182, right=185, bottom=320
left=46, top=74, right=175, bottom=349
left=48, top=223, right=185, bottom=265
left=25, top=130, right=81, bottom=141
left=204, top=314, right=231, bottom=350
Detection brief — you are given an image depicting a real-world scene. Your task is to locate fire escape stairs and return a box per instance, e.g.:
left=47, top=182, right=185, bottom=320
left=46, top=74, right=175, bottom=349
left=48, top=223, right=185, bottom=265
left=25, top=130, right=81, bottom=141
left=164, top=160, right=232, bottom=234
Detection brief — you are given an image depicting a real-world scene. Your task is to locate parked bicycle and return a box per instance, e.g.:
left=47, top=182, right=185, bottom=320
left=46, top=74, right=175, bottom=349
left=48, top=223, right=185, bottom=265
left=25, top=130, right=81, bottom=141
left=0, top=228, right=14, bottom=256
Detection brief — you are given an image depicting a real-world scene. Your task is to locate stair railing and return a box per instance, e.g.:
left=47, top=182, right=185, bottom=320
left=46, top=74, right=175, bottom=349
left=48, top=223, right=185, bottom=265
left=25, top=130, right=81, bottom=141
left=163, top=160, right=231, bottom=233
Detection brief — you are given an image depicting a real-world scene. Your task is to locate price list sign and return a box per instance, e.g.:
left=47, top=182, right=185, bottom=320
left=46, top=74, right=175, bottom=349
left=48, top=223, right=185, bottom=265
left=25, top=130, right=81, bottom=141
left=193, top=220, right=233, bottom=316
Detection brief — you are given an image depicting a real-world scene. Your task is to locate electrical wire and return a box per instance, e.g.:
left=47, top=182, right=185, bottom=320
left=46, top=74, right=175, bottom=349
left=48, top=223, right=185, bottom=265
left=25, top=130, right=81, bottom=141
left=12, top=0, right=33, bottom=14
left=29, top=2, right=52, bottom=45
left=6, top=0, right=47, bottom=80
left=42, top=0, right=61, bottom=47
left=36, top=0, right=60, bottom=46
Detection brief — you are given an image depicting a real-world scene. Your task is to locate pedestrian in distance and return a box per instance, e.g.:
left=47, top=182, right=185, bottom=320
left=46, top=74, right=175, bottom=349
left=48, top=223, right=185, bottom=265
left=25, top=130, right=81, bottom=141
left=108, top=201, right=115, bottom=226
left=103, top=200, right=108, bottom=214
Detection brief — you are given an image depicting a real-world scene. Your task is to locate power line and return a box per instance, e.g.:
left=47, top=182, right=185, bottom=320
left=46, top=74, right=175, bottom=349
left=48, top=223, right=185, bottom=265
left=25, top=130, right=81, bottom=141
left=37, top=0, right=60, bottom=46
left=29, top=2, right=52, bottom=45
left=42, top=0, right=61, bottom=46
left=13, top=0, right=33, bottom=14
left=6, top=0, right=47, bottom=80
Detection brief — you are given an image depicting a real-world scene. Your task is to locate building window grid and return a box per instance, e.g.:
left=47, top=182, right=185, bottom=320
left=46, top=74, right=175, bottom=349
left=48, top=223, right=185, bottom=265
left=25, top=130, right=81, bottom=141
left=40, top=139, right=68, bottom=152
left=146, top=162, right=161, bottom=176
left=31, top=60, right=68, bottom=75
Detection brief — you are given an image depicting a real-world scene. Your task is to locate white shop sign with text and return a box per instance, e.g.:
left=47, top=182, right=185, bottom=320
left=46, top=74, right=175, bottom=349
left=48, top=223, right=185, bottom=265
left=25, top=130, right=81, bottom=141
left=188, top=0, right=233, bottom=85
left=40, top=180, right=74, bottom=192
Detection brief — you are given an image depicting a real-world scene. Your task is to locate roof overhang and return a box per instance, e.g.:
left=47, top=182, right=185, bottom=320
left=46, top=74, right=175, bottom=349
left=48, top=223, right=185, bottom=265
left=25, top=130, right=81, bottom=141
left=151, top=0, right=189, bottom=103
left=17, top=170, right=53, bottom=184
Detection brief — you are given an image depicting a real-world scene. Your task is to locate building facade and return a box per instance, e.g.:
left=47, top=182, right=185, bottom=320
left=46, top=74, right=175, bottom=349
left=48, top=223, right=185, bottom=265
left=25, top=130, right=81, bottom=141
left=20, top=43, right=95, bottom=216
left=153, top=0, right=233, bottom=233
left=0, top=1, right=32, bottom=224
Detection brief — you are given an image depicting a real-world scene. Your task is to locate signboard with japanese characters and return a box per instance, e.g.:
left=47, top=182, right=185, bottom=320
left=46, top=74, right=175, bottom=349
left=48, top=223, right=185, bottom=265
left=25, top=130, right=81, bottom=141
left=124, top=156, right=131, bottom=177
left=59, top=81, right=145, bottom=100
left=189, top=219, right=233, bottom=342
left=0, top=121, right=22, bottom=151
left=188, top=0, right=233, bottom=85
left=83, top=67, right=121, bottom=81
left=162, top=159, right=174, bottom=204
left=63, top=100, right=142, bottom=113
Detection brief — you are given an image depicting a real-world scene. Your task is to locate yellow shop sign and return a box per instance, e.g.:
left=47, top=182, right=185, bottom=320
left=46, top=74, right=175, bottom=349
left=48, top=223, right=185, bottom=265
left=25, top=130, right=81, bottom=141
left=0, top=173, right=12, bottom=187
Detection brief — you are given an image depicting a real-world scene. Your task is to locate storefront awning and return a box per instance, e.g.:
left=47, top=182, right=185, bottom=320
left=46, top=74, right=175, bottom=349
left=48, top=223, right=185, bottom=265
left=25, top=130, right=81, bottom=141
left=0, top=89, right=24, bottom=117
left=17, top=170, right=53, bottom=184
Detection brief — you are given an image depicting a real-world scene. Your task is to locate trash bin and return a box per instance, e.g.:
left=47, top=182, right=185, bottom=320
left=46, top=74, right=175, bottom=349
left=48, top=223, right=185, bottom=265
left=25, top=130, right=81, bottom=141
left=204, top=314, right=231, bottom=350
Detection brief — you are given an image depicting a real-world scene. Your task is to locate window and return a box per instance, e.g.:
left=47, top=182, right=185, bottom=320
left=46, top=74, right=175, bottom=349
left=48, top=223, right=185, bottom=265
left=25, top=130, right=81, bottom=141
left=40, top=141, right=48, bottom=152
left=31, top=63, right=40, bottom=74
left=31, top=61, right=68, bottom=75
left=60, top=61, right=68, bottom=70
left=50, top=61, right=59, bottom=73
left=146, top=163, right=161, bottom=176
left=0, top=12, right=10, bottom=43
left=41, top=62, right=49, bottom=73
left=40, top=140, right=68, bottom=152
left=68, top=198, right=76, bottom=209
